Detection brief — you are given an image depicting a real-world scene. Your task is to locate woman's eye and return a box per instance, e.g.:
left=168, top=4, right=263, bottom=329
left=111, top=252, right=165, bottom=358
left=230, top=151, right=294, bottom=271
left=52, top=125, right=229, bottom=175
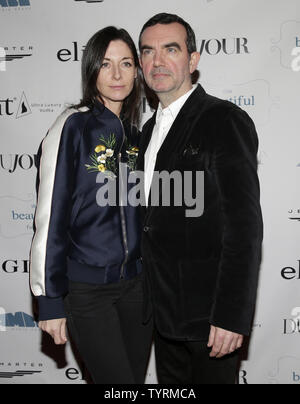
left=123, top=62, right=133, bottom=68
left=101, top=62, right=110, bottom=68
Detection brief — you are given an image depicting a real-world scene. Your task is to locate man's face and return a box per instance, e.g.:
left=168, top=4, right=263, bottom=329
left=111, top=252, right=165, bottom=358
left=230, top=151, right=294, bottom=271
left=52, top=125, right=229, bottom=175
left=140, top=23, right=199, bottom=101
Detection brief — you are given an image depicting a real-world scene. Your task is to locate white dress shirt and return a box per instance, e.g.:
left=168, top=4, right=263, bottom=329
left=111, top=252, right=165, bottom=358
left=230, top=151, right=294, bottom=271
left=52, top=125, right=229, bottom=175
left=144, top=84, right=198, bottom=205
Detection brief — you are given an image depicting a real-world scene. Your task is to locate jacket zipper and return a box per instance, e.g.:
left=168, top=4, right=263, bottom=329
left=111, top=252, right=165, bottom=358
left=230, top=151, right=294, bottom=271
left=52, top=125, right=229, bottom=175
left=118, top=119, right=129, bottom=280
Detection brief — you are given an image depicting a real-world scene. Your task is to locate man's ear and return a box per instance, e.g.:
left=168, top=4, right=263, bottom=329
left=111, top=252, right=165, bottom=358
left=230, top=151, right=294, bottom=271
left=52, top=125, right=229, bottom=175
left=189, top=52, right=201, bottom=74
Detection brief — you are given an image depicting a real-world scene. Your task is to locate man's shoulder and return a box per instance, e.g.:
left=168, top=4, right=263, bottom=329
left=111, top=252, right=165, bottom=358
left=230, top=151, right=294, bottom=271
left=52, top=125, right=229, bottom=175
left=201, top=91, right=246, bottom=118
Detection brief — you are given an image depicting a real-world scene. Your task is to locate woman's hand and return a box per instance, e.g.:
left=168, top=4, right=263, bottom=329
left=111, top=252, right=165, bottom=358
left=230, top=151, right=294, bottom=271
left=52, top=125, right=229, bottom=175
left=39, top=319, right=68, bottom=345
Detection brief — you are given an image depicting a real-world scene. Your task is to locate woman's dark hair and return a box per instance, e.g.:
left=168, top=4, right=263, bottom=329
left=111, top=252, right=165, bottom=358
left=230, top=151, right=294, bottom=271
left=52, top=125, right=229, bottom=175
left=75, top=26, right=142, bottom=126
left=139, top=13, right=197, bottom=55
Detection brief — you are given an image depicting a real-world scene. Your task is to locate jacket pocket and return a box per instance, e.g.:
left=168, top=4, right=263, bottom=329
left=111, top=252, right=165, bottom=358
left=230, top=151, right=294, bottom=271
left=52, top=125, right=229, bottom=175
left=179, top=257, right=219, bottom=322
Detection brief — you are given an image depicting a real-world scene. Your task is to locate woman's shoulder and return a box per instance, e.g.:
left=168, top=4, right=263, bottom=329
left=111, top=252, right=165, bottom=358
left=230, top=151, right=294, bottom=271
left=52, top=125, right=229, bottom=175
left=60, top=105, right=91, bottom=126
left=49, top=106, right=92, bottom=136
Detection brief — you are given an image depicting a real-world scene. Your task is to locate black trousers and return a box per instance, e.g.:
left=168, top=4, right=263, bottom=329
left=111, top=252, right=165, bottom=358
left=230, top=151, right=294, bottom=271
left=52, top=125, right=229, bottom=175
left=64, top=275, right=153, bottom=384
left=154, top=330, right=239, bottom=385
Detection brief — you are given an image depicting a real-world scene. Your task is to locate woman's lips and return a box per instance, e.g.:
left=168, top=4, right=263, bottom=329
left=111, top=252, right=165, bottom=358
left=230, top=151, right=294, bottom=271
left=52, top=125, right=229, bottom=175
left=110, top=86, right=125, bottom=90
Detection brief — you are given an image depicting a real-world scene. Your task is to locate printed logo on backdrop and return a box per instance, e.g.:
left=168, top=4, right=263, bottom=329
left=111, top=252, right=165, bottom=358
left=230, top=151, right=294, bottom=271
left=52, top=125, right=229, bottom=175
left=16, top=92, right=31, bottom=118
left=0, top=45, right=33, bottom=66
left=239, top=370, right=249, bottom=385
left=0, top=195, right=35, bottom=238
left=0, top=92, right=31, bottom=118
left=0, top=362, right=43, bottom=381
left=281, top=260, right=300, bottom=280
left=271, top=21, right=300, bottom=72
left=203, top=79, right=279, bottom=126
left=1, top=259, right=29, bottom=274
left=269, top=357, right=300, bottom=384
left=74, top=0, right=104, bottom=3
left=65, top=367, right=90, bottom=382
left=0, top=307, right=5, bottom=332
left=283, top=306, right=300, bottom=336
left=288, top=209, right=300, bottom=221
left=0, top=47, right=6, bottom=71
left=199, top=37, right=250, bottom=56
left=58, top=37, right=250, bottom=63
left=0, top=154, right=37, bottom=173
left=0, top=92, right=63, bottom=117
left=0, top=310, right=38, bottom=330
left=0, top=97, right=14, bottom=116
left=0, top=370, right=42, bottom=379
left=0, top=0, right=31, bottom=10
left=57, top=42, right=85, bottom=62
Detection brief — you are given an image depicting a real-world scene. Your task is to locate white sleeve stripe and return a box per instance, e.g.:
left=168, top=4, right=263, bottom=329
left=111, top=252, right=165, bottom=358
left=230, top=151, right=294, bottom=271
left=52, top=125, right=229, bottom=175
left=29, top=108, right=87, bottom=297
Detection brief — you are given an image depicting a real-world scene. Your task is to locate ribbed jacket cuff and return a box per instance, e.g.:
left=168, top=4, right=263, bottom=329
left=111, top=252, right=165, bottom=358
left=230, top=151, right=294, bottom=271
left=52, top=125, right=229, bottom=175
left=37, top=296, right=66, bottom=321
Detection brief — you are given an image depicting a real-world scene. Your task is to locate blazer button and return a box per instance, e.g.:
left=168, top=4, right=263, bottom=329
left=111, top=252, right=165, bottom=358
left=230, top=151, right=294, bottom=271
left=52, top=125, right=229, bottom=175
left=143, top=226, right=150, bottom=233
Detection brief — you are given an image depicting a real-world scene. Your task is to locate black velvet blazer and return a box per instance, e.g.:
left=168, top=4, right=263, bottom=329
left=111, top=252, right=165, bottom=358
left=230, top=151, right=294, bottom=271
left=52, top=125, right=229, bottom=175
left=137, top=84, right=263, bottom=341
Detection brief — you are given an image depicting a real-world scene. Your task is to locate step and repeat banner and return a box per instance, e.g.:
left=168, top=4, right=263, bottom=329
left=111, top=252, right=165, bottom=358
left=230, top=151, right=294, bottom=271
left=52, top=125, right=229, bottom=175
left=0, top=0, right=300, bottom=384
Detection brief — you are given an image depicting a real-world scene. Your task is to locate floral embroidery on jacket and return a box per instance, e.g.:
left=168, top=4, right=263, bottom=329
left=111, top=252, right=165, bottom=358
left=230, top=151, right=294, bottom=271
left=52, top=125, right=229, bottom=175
left=85, top=134, right=117, bottom=176
left=125, top=144, right=139, bottom=172
left=85, top=134, right=139, bottom=175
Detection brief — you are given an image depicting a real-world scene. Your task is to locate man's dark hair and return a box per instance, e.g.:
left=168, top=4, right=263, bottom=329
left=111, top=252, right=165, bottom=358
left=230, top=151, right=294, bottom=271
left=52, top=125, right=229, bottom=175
left=139, top=13, right=197, bottom=55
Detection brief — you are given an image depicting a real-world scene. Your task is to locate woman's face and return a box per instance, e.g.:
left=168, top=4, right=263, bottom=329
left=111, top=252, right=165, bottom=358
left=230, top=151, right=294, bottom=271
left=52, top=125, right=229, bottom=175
left=96, top=40, right=137, bottom=109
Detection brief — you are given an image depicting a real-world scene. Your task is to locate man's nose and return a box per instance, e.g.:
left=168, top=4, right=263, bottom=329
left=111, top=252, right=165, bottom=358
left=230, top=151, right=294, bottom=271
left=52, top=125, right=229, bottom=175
left=153, top=51, right=165, bottom=67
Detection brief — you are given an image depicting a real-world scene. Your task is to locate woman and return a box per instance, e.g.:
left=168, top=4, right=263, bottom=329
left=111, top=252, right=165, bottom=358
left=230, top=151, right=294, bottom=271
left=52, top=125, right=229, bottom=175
left=30, top=27, right=153, bottom=384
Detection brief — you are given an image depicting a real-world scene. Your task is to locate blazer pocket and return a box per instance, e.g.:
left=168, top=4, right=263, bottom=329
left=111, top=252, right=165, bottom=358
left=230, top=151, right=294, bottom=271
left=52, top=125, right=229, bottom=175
left=179, top=257, right=219, bottom=322
left=174, top=153, right=210, bottom=171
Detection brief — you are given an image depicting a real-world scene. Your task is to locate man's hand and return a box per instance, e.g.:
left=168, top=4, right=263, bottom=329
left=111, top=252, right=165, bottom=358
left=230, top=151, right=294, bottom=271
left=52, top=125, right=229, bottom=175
left=39, top=319, right=68, bottom=345
left=208, top=326, right=243, bottom=358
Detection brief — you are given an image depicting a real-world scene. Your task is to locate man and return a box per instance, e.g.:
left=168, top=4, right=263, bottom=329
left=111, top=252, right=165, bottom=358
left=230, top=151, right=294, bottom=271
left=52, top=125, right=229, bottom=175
left=137, top=13, right=263, bottom=384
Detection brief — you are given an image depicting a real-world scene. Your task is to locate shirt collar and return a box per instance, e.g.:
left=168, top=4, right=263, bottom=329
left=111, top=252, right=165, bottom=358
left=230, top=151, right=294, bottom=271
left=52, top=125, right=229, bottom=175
left=156, top=84, right=198, bottom=123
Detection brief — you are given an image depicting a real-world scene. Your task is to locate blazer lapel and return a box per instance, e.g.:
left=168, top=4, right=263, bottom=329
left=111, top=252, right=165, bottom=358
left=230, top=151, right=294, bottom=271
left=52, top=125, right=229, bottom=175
left=139, top=84, right=207, bottom=216
left=155, top=84, right=207, bottom=171
left=137, top=112, right=156, bottom=172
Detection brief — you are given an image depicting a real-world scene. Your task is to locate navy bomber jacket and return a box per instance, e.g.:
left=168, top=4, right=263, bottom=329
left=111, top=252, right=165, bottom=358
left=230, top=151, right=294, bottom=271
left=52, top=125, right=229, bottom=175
left=30, top=100, right=142, bottom=321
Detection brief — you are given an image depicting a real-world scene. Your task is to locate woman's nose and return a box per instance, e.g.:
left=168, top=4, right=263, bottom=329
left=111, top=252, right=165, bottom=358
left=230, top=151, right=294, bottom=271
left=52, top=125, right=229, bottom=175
left=113, top=65, right=121, bottom=80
